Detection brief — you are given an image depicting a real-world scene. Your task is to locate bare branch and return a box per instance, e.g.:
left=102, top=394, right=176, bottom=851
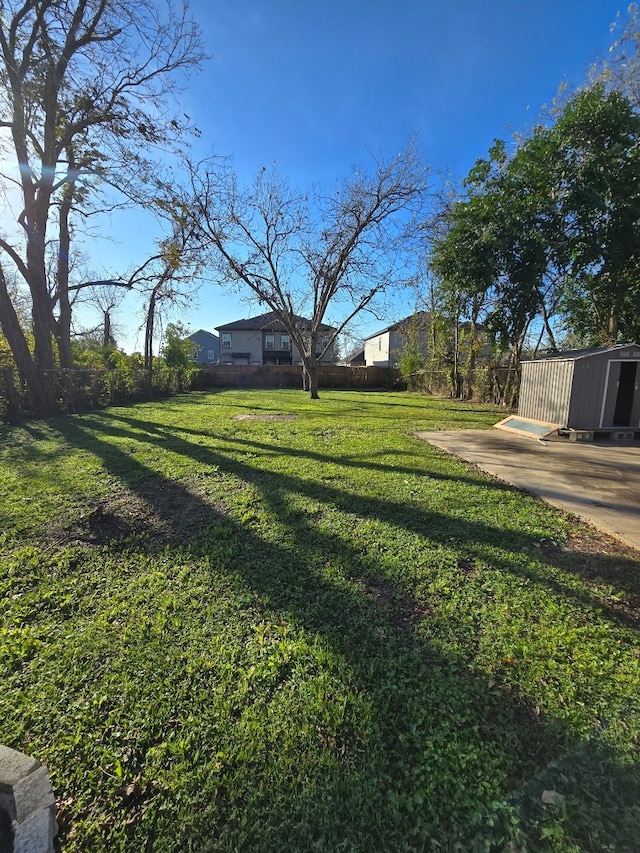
left=190, top=142, right=428, bottom=397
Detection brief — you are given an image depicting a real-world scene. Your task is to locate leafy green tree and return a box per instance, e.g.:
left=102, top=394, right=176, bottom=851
left=548, top=86, right=640, bottom=344
left=397, top=313, right=429, bottom=391
left=160, top=323, right=199, bottom=368
left=431, top=85, right=640, bottom=404
left=70, top=336, right=124, bottom=370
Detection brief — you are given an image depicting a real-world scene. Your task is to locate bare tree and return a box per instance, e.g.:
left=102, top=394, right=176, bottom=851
left=80, top=280, right=130, bottom=348
left=0, top=0, right=205, bottom=411
left=589, top=3, right=640, bottom=110
left=126, top=211, right=205, bottom=388
left=190, top=142, right=428, bottom=398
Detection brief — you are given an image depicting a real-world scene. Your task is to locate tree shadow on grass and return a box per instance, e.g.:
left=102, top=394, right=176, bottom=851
left=98, top=410, right=539, bottom=494
left=68, top=411, right=640, bottom=630
left=39, top=414, right=640, bottom=850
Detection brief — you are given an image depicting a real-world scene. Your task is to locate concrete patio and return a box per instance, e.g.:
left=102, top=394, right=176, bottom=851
left=415, top=429, right=640, bottom=552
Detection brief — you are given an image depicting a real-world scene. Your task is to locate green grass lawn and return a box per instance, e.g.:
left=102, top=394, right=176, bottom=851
left=1, top=390, right=639, bottom=852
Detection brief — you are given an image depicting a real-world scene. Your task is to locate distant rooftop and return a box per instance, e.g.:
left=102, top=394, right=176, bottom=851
left=364, top=311, right=430, bottom=341
left=216, top=311, right=334, bottom=332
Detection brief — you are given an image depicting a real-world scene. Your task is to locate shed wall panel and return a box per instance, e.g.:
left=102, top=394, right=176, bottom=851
left=568, top=356, right=611, bottom=428
left=519, top=360, right=573, bottom=425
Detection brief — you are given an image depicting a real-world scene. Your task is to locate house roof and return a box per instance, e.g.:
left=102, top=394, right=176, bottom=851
left=364, top=311, right=430, bottom=341
left=344, top=348, right=365, bottom=363
left=216, top=311, right=334, bottom=333
left=187, top=329, right=219, bottom=342
left=525, top=343, right=640, bottom=362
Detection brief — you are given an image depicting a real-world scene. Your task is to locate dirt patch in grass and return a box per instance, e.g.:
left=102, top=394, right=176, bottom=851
left=44, top=475, right=225, bottom=550
left=561, top=529, right=640, bottom=560
left=232, top=413, right=298, bottom=421
left=365, top=575, right=431, bottom=630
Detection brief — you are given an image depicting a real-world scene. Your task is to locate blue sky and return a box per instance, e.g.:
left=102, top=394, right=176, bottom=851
left=92, top=0, right=627, bottom=352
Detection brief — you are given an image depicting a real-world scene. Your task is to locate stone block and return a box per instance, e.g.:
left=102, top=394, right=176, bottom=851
left=0, top=789, right=15, bottom=820
left=568, top=430, right=594, bottom=442
left=0, top=745, right=40, bottom=788
left=611, top=430, right=634, bottom=441
left=0, top=744, right=57, bottom=852
left=13, top=805, right=56, bottom=853
left=13, top=766, right=55, bottom=824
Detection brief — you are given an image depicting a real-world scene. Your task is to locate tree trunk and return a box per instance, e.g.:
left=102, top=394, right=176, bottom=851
left=463, top=328, right=477, bottom=400
left=452, top=317, right=462, bottom=398
left=24, top=161, right=57, bottom=373
left=30, top=270, right=55, bottom=369
left=0, top=267, right=58, bottom=414
left=307, top=361, right=319, bottom=399
left=540, top=301, right=558, bottom=352
left=0, top=269, right=35, bottom=383
left=144, top=290, right=158, bottom=394
left=505, top=348, right=521, bottom=409
left=608, top=309, right=619, bottom=346
left=103, top=310, right=112, bottom=348
left=55, top=168, right=75, bottom=369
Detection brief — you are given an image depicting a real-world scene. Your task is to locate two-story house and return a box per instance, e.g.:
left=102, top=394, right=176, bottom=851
left=363, top=312, right=430, bottom=367
left=187, top=329, right=220, bottom=365
left=215, top=312, right=336, bottom=366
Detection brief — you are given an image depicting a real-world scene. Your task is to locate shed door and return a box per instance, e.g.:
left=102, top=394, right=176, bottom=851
left=601, top=360, right=640, bottom=427
left=613, top=362, right=637, bottom=426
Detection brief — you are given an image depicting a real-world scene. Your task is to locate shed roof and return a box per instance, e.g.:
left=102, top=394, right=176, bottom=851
left=524, top=343, right=640, bottom=363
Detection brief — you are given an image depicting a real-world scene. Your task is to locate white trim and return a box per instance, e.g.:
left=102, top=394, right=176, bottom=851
left=599, top=360, right=613, bottom=428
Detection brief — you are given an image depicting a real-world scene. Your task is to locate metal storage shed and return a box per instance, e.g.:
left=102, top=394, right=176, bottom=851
left=518, top=343, right=640, bottom=431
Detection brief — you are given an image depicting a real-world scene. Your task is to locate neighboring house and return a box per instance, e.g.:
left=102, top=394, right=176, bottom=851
left=215, top=312, right=336, bottom=366
left=364, top=312, right=430, bottom=367
left=187, top=329, right=220, bottom=365
left=341, top=347, right=365, bottom=367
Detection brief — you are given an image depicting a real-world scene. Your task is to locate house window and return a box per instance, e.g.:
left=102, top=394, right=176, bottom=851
left=281, top=334, right=291, bottom=350
left=222, top=333, right=231, bottom=349
left=265, top=333, right=275, bottom=349
left=320, top=335, right=329, bottom=350
left=378, top=339, right=381, bottom=351
left=207, top=350, right=215, bottom=361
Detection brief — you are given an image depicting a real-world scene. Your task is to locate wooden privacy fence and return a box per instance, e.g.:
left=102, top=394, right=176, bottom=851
left=0, top=362, right=514, bottom=422
left=0, top=365, right=398, bottom=422
left=205, top=364, right=400, bottom=389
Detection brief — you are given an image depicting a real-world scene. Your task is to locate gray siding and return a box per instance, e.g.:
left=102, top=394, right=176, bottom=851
left=568, top=355, right=611, bottom=428
left=519, top=359, right=574, bottom=425
left=219, top=327, right=331, bottom=365
left=188, top=331, right=219, bottom=365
